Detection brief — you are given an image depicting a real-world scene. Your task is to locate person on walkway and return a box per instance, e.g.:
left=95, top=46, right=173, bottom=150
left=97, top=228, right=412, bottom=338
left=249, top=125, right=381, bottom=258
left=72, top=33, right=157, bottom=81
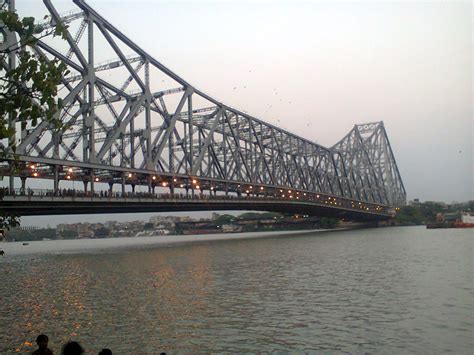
left=32, top=334, right=53, bottom=355
left=61, top=341, right=84, bottom=355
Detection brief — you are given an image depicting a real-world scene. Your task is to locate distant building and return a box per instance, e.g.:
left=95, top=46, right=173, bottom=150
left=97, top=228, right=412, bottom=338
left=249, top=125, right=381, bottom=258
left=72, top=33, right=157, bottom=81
left=104, top=221, right=117, bottom=228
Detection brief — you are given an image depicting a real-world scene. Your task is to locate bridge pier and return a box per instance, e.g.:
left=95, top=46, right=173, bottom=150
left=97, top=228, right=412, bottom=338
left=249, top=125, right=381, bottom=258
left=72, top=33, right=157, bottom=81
left=53, top=165, right=59, bottom=196
left=90, top=172, right=95, bottom=195
left=83, top=180, right=88, bottom=194
left=108, top=182, right=113, bottom=194
left=121, top=174, right=126, bottom=196
left=20, top=177, right=26, bottom=195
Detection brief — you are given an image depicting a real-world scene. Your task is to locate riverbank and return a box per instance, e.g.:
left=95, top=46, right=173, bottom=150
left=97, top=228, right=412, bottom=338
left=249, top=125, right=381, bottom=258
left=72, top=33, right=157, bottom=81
left=0, top=228, right=347, bottom=256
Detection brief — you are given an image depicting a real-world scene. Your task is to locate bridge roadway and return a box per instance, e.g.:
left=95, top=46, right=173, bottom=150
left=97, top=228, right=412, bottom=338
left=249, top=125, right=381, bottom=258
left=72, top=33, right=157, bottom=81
left=1, top=189, right=390, bottom=220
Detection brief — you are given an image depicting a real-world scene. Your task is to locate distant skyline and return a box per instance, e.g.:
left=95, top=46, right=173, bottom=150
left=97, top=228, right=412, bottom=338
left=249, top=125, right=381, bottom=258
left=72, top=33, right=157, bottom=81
left=11, top=0, right=473, bottom=207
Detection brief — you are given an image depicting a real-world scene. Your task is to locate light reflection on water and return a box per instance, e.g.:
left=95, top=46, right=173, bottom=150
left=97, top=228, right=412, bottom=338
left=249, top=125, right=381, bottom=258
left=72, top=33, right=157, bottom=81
left=0, top=227, right=473, bottom=353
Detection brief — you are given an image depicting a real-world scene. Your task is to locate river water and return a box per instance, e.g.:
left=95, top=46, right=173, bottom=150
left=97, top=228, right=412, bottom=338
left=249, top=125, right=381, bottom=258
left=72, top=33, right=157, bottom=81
left=0, top=226, right=472, bottom=353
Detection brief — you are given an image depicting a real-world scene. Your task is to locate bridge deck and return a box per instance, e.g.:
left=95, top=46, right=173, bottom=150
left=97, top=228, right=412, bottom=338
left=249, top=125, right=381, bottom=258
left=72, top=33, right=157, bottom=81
left=1, top=192, right=390, bottom=220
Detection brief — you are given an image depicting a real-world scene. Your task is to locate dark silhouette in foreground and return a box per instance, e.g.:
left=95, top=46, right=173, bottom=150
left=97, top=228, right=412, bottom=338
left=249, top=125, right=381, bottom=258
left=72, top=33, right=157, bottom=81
left=61, top=341, right=84, bottom=355
left=32, top=334, right=53, bottom=355
left=98, top=349, right=112, bottom=355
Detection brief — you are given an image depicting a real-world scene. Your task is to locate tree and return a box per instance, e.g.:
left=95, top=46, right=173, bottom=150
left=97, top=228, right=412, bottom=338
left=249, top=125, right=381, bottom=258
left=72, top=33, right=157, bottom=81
left=394, top=206, right=423, bottom=225
left=319, top=217, right=339, bottom=229
left=143, top=222, right=154, bottom=230
left=213, top=214, right=234, bottom=225
left=94, top=227, right=110, bottom=238
left=0, top=1, right=68, bottom=231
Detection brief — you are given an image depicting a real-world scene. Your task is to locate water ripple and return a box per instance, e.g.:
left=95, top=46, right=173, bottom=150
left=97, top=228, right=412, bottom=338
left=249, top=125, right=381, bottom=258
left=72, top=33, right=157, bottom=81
left=0, top=226, right=473, bottom=353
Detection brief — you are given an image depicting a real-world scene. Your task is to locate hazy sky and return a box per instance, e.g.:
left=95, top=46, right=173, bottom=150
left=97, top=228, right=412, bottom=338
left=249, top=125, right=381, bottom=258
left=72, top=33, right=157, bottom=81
left=14, top=0, right=473, bottom=209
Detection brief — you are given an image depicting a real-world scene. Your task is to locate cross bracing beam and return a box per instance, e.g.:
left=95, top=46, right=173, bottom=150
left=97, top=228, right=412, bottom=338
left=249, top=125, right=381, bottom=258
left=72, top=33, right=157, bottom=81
left=64, top=55, right=142, bottom=83
left=2, top=0, right=406, bottom=210
left=36, top=9, right=84, bottom=31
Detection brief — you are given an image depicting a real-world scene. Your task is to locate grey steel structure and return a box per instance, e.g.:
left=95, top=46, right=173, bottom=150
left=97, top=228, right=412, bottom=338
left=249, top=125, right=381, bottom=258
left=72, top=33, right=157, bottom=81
left=1, top=0, right=406, bottom=217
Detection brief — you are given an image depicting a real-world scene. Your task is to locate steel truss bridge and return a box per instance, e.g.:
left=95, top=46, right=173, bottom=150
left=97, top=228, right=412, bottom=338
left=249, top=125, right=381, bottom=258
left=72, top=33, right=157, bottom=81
left=0, top=0, right=406, bottom=219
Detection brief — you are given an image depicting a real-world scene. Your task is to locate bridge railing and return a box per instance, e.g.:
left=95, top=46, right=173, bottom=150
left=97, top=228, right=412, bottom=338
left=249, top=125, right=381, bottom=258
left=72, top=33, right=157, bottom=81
left=5, top=187, right=264, bottom=200
left=2, top=188, right=389, bottom=215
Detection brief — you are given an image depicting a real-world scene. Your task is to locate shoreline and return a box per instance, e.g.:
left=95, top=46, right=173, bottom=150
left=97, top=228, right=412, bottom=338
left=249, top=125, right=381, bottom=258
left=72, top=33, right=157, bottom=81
left=0, top=228, right=351, bottom=256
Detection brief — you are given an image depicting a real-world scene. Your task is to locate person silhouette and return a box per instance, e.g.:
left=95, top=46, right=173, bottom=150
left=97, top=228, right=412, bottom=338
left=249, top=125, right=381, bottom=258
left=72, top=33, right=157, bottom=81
left=98, top=349, right=112, bottom=355
left=32, top=334, right=53, bottom=355
left=61, top=341, right=84, bottom=355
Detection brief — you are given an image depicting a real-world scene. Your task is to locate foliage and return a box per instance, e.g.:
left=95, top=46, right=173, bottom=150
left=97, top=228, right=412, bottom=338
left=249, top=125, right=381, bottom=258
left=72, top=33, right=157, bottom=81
left=394, top=200, right=474, bottom=225
left=319, top=217, right=339, bottom=229
left=6, top=227, right=56, bottom=241
left=0, top=187, right=19, bottom=230
left=143, top=222, right=154, bottom=230
left=468, top=201, right=474, bottom=211
left=237, top=212, right=283, bottom=220
left=94, top=227, right=110, bottom=238
left=213, top=214, right=234, bottom=225
left=0, top=2, right=69, bottom=229
left=58, top=228, right=78, bottom=239
left=394, top=206, right=424, bottom=225
left=0, top=3, right=69, bottom=151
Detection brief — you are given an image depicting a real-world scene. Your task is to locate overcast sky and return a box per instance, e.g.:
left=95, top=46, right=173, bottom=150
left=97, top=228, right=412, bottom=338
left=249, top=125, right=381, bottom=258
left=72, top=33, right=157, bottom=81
left=12, top=0, right=474, bottom=227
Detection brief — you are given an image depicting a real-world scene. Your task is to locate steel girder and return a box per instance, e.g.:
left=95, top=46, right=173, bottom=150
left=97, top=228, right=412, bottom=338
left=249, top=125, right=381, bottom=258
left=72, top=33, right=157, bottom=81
left=331, top=122, right=406, bottom=206
left=2, top=0, right=406, bottom=207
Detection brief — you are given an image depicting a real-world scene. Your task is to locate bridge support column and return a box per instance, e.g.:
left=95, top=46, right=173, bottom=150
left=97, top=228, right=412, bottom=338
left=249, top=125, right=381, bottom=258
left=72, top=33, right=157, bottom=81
left=108, top=182, right=113, bottom=195
left=122, top=174, right=126, bottom=196
left=53, top=165, right=59, bottom=196
left=148, top=179, right=152, bottom=194
left=9, top=164, right=14, bottom=195
left=131, top=184, right=135, bottom=193
left=20, top=177, right=26, bottom=195
left=169, top=183, right=174, bottom=195
left=83, top=181, right=88, bottom=194
left=90, top=172, right=95, bottom=195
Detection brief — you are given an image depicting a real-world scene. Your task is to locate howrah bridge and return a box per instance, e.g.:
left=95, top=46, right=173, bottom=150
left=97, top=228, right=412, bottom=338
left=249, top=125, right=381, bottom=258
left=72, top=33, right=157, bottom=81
left=0, top=0, right=406, bottom=220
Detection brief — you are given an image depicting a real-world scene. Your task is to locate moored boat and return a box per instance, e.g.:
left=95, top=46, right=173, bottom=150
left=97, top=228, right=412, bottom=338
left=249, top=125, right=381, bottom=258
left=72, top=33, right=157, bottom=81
left=426, top=212, right=474, bottom=229
left=453, top=213, right=474, bottom=228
